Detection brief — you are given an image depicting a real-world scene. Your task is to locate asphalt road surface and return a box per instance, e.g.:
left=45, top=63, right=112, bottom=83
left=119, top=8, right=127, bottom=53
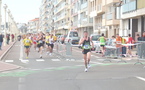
left=0, top=41, right=145, bottom=90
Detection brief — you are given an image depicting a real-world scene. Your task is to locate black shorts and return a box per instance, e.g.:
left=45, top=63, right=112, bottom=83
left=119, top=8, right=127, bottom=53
left=49, top=44, right=54, bottom=48
left=46, top=43, right=50, bottom=46
left=37, top=43, right=44, bottom=48
left=100, top=45, right=105, bottom=47
left=24, top=46, right=30, bottom=49
left=82, top=49, right=91, bottom=54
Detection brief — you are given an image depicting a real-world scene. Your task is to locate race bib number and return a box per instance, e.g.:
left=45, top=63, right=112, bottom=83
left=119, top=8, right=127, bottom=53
left=39, top=40, right=43, bottom=43
left=26, top=40, right=30, bottom=43
left=84, top=45, right=91, bottom=49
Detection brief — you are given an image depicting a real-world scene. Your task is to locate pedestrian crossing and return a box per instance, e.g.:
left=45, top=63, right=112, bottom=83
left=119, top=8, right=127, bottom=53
left=4, top=58, right=78, bottom=63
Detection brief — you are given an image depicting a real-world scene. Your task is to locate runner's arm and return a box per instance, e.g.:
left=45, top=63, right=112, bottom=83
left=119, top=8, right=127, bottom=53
left=79, top=38, right=84, bottom=45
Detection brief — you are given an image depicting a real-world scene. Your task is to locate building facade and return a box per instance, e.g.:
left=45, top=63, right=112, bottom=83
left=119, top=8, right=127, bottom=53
left=89, top=0, right=121, bottom=38
left=120, top=0, right=145, bottom=39
left=27, top=18, right=39, bottom=33
left=71, top=0, right=93, bottom=37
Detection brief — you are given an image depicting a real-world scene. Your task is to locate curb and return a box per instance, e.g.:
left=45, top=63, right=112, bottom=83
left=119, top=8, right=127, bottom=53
left=0, top=41, right=17, bottom=60
left=0, top=61, right=22, bottom=72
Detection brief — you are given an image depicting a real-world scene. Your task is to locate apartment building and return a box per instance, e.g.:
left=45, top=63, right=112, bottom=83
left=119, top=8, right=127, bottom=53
left=120, top=0, right=145, bottom=39
left=52, top=0, right=70, bottom=34
left=71, top=0, right=93, bottom=37
left=89, top=0, right=121, bottom=38
left=39, top=0, right=51, bottom=32
left=27, top=18, right=39, bottom=33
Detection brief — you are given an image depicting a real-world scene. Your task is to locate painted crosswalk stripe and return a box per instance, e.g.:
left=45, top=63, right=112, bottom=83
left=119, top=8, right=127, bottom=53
left=5, top=60, right=14, bottom=63
left=136, top=76, right=145, bottom=81
left=36, top=59, right=45, bottom=62
left=21, top=60, right=29, bottom=63
left=51, top=59, right=60, bottom=61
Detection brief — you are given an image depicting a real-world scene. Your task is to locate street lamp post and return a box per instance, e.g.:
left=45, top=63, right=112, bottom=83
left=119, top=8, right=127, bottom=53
left=3, top=4, right=7, bottom=46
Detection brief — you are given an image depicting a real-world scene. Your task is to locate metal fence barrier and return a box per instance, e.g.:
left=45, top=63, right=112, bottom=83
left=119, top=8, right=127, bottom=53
left=105, top=46, right=126, bottom=63
left=134, top=41, right=145, bottom=66
left=54, top=42, right=75, bottom=61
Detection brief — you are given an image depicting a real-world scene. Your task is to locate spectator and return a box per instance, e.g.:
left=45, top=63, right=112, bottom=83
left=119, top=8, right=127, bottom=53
left=6, top=34, right=10, bottom=45
left=122, top=37, right=127, bottom=57
left=111, top=36, right=116, bottom=46
left=0, top=33, right=3, bottom=50
left=11, top=34, right=15, bottom=42
left=127, top=34, right=134, bottom=57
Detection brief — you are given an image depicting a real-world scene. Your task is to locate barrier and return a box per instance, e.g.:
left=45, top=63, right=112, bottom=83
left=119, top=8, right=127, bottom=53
left=54, top=42, right=75, bottom=61
left=104, top=46, right=126, bottom=63
left=134, top=41, right=145, bottom=66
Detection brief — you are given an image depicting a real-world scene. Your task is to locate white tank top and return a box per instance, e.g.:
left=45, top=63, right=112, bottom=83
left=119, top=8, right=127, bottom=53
left=49, top=38, right=54, bottom=44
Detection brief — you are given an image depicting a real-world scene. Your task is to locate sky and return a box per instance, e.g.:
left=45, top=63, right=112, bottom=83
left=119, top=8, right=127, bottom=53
left=2, top=0, right=41, bottom=23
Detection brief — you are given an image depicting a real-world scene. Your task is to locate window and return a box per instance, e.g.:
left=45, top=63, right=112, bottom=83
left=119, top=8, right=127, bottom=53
left=69, top=32, right=78, bottom=37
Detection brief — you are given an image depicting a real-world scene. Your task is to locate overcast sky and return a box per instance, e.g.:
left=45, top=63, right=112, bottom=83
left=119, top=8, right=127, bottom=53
left=2, top=0, right=41, bottom=23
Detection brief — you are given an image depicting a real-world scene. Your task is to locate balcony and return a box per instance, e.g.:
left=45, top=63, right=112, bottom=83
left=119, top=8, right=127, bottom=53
left=81, top=2, right=88, bottom=10
left=106, top=0, right=120, bottom=5
left=107, top=12, right=113, bottom=20
left=97, top=4, right=105, bottom=15
left=106, top=12, right=120, bottom=26
left=121, top=1, right=136, bottom=14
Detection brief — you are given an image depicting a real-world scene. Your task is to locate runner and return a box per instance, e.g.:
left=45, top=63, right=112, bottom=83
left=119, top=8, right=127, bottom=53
left=79, top=31, right=94, bottom=72
left=23, top=34, right=33, bottom=59
left=37, top=32, right=44, bottom=58
left=98, top=33, right=106, bottom=57
left=32, top=34, right=37, bottom=51
left=49, top=34, right=54, bottom=56
left=45, top=33, right=50, bottom=55
left=53, top=34, right=57, bottom=42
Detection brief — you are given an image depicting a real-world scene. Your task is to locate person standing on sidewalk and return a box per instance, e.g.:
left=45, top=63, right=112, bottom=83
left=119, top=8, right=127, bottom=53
left=11, top=34, right=14, bottom=42
left=23, top=34, right=33, bottom=59
left=121, top=37, right=127, bottom=57
left=127, top=34, right=134, bottom=57
left=6, top=34, right=10, bottom=45
left=115, top=34, right=122, bottom=57
left=79, top=31, right=94, bottom=72
left=0, top=33, right=3, bottom=50
left=98, top=33, right=106, bottom=57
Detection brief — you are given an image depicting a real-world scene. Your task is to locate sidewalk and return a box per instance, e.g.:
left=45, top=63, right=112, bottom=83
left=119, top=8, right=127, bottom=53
left=0, top=41, right=21, bottom=72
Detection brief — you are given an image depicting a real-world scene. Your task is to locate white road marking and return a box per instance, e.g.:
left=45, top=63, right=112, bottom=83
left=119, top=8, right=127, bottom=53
left=51, top=59, right=60, bottom=61
left=21, top=60, right=29, bottom=63
left=136, top=76, right=145, bottom=81
left=5, top=60, right=14, bottom=63
left=36, top=59, right=45, bottom=62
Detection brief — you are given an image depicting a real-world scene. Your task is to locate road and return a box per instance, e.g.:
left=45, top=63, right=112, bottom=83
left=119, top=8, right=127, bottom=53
left=0, top=41, right=145, bottom=90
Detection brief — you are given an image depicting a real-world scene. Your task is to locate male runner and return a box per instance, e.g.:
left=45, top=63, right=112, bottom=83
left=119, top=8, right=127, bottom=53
left=23, top=34, right=33, bottom=58
left=79, top=31, right=94, bottom=72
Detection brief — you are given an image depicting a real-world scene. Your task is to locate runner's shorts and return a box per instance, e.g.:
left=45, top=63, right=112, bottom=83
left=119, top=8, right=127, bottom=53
left=24, top=46, right=30, bottom=49
left=49, top=44, right=54, bottom=48
left=37, top=43, right=44, bottom=48
left=82, top=49, right=91, bottom=54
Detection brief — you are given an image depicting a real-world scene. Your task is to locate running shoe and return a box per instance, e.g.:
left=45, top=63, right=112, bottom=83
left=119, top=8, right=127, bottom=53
left=88, top=64, right=91, bottom=69
left=40, top=55, right=42, bottom=58
left=49, top=53, right=52, bottom=56
left=84, top=68, right=88, bottom=72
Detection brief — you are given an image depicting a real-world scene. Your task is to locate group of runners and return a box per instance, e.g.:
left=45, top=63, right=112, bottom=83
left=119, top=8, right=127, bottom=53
left=22, top=31, right=144, bottom=72
left=22, top=32, right=57, bottom=59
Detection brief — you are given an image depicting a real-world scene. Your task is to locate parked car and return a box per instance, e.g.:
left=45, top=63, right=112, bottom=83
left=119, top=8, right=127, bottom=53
left=59, top=35, right=67, bottom=44
left=65, top=30, right=80, bottom=45
left=90, top=34, right=101, bottom=53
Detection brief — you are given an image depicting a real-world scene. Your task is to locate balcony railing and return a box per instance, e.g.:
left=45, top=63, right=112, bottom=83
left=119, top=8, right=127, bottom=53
left=107, top=12, right=113, bottom=20
left=121, top=0, right=137, bottom=14
left=81, top=2, right=88, bottom=9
